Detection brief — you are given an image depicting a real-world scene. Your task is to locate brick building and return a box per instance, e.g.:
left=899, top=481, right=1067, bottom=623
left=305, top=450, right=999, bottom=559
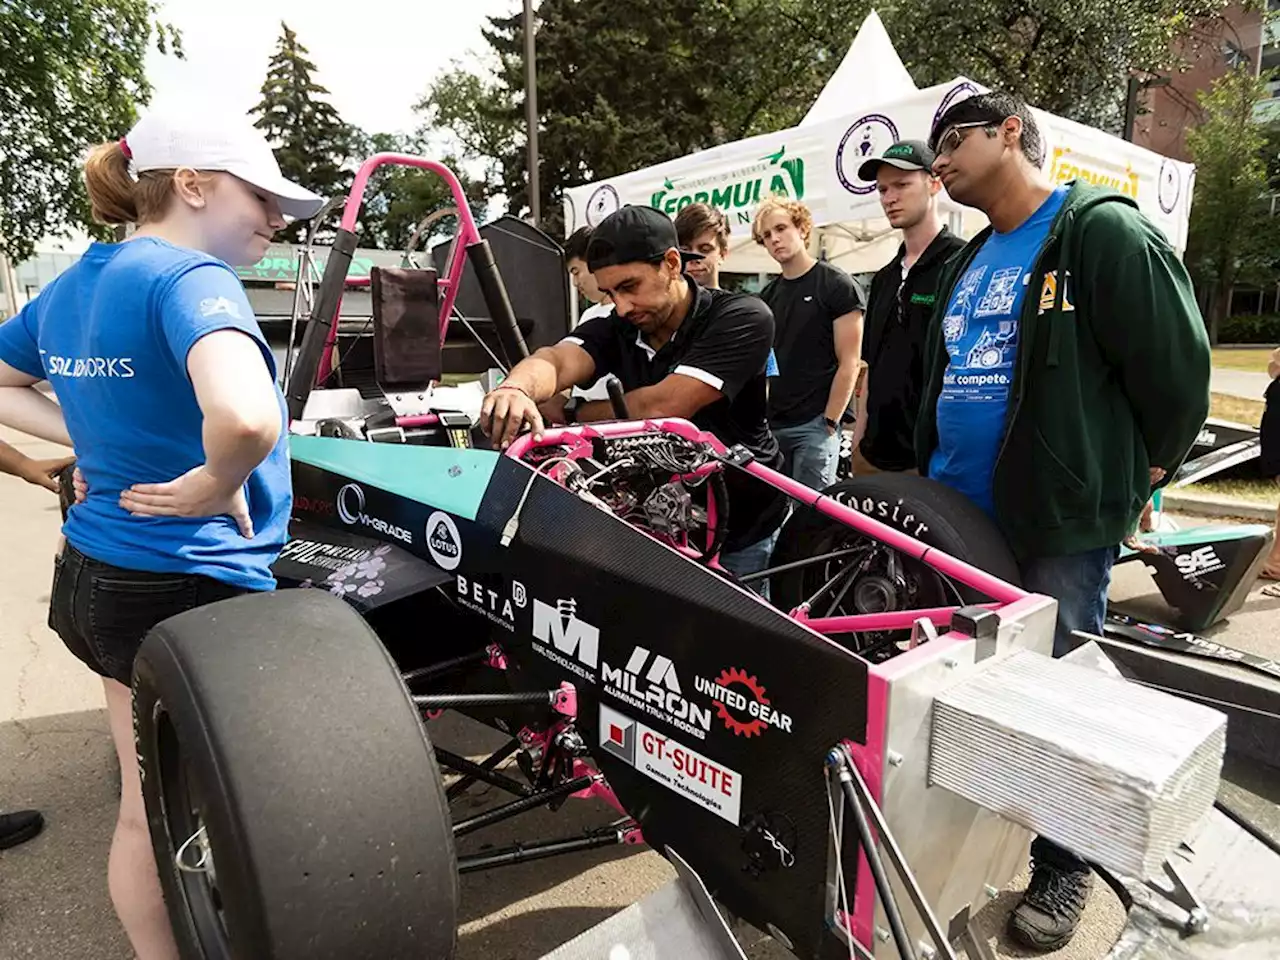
left=1132, top=2, right=1272, bottom=162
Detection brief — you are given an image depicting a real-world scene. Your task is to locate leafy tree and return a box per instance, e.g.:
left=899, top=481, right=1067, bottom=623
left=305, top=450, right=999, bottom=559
left=250, top=22, right=359, bottom=243
left=0, top=0, right=181, bottom=260
left=427, top=0, right=1242, bottom=234
left=877, top=0, right=1235, bottom=132
left=350, top=130, right=490, bottom=252
left=1185, top=67, right=1280, bottom=344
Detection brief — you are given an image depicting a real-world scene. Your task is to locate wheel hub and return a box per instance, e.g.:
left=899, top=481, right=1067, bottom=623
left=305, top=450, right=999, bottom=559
left=853, top=575, right=900, bottom=613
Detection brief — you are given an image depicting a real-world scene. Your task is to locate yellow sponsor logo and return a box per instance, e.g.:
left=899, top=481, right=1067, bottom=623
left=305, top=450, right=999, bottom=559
left=1039, top=270, right=1075, bottom=314
left=1049, top=146, right=1139, bottom=199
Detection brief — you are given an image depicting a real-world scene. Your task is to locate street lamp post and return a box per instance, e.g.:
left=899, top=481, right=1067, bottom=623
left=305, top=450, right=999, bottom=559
left=523, top=0, right=540, bottom=226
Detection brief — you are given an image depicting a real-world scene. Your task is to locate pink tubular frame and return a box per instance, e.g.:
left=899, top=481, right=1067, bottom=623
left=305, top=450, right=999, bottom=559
left=314, top=153, right=485, bottom=388
left=509, top=417, right=1038, bottom=955
left=506, top=417, right=1029, bottom=623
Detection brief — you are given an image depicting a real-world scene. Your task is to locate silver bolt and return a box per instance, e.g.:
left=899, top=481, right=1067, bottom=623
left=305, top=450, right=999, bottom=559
left=887, top=750, right=905, bottom=767
left=944, top=657, right=959, bottom=669
left=985, top=884, right=1000, bottom=899
left=876, top=927, right=891, bottom=943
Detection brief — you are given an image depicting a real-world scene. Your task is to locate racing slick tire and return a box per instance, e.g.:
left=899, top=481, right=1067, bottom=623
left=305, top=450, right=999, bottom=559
left=772, top=474, right=1021, bottom=649
left=132, top=589, right=458, bottom=960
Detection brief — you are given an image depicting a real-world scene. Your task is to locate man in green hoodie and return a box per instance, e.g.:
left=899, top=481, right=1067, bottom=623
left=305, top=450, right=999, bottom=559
left=917, top=91, right=1211, bottom=951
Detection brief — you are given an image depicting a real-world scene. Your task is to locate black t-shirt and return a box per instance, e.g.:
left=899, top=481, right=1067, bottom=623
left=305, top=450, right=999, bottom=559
left=564, top=282, right=787, bottom=551
left=761, top=260, right=866, bottom=427
left=861, top=228, right=966, bottom=471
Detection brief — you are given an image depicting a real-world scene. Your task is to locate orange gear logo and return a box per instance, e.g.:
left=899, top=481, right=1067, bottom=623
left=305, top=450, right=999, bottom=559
left=714, top=667, right=769, bottom=737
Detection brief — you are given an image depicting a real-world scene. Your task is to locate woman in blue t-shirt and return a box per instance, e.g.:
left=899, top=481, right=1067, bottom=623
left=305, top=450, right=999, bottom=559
left=0, top=109, right=321, bottom=958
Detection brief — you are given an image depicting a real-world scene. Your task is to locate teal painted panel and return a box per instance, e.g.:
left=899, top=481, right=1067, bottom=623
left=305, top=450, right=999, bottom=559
left=289, top=435, right=500, bottom=521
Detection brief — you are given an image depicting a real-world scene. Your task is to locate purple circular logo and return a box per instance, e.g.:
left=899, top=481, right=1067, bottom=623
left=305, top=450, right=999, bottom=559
left=836, top=115, right=901, bottom=195
left=564, top=193, right=578, bottom=233
left=1158, top=159, right=1181, bottom=215
left=585, top=185, right=620, bottom=227
left=932, top=82, right=980, bottom=132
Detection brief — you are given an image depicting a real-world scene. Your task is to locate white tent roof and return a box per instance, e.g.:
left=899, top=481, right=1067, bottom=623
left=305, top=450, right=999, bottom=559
left=564, top=19, right=1195, bottom=276
left=801, top=11, right=916, bottom=127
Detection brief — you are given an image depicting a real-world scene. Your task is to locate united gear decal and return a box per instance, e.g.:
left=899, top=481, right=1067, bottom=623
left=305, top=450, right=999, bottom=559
left=695, top=667, right=794, bottom=737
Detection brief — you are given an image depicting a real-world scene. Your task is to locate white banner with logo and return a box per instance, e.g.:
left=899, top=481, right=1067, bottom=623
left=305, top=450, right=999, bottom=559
left=563, top=77, right=1194, bottom=253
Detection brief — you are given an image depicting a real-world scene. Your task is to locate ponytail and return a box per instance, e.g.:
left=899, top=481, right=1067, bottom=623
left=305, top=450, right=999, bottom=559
left=84, top=141, right=139, bottom=225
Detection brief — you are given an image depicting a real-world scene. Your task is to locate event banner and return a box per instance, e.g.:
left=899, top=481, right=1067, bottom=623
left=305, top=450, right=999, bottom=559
left=563, top=78, right=1194, bottom=252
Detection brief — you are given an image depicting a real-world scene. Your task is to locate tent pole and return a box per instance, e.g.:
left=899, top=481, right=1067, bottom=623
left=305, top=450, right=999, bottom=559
left=524, top=0, right=541, bottom=226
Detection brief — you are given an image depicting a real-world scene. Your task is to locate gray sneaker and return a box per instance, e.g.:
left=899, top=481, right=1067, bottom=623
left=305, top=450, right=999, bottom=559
left=1007, top=857, right=1093, bottom=951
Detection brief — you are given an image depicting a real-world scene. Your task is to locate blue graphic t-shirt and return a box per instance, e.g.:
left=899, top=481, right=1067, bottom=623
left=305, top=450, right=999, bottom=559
left=0, top=237, right=291, bottom=590
left=928, top=187, right=1068, bottom=516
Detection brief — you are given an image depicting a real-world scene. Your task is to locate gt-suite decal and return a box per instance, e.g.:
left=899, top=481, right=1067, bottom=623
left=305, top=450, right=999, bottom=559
left=599, top=703, right=743, bottom=825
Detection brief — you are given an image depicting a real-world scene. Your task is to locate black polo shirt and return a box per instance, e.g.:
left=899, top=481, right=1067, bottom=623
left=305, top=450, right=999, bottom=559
left=861, top=227, right=966, bottom=471
left=562, top=282, right=787, bottom=552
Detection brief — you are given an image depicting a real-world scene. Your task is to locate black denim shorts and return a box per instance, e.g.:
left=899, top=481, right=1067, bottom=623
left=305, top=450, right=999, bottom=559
left=48, top=543, right=249, bottom=686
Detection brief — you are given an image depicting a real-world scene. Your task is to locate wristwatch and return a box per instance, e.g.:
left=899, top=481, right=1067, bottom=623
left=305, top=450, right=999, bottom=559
left=823, top=416, right=839, bottom=433
left=564, top=396, right=583, bottom=424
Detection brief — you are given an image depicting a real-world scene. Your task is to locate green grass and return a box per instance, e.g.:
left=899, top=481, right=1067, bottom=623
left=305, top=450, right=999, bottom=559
left=1212, top=347, right=1276, bottom=372
left=1183, top=478, right=1279, bottom=507
left=1210, top=392, right=1264, bottom=426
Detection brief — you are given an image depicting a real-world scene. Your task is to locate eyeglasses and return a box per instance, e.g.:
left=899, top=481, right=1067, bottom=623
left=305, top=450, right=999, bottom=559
left=935, top=120, right=994, bottom=156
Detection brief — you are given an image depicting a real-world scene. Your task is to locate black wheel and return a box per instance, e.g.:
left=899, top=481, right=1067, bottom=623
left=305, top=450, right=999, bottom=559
left=133, top=589, right=458, bottom=960
left=772, top=474, right=1021, bottom=660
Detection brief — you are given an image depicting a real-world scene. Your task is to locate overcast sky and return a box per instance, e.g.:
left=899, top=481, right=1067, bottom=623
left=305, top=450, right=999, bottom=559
left=144, top=0, right=519, bottom=136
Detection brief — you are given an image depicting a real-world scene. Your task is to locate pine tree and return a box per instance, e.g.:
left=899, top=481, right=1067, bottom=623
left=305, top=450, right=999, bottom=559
left=250, top=22, right=356, bottom=242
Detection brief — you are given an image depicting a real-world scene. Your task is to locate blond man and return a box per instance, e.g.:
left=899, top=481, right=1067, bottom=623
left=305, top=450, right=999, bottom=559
left=753, top=197, right=865, bottom=490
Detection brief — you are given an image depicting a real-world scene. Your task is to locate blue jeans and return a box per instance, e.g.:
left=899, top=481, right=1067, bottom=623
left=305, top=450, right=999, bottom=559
left=1019, top=544, right=1118, bottom=873
left=1018, top=545, right=1118, bottom=659
left=774, top=415, right=840, bottom=492
left=720, top=530, right=780, bottom=600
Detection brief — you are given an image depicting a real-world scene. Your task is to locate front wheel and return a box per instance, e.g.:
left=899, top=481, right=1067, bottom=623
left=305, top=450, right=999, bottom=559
left=133, top=589, right=458, bottom=960
left=771, top=474, right=1021, bottom=659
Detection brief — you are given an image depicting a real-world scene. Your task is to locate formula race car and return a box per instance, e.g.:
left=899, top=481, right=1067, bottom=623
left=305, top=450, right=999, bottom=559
left=130, top=155, right=1279, bottom=960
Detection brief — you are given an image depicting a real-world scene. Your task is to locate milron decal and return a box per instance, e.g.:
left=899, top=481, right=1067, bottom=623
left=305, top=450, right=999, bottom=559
left=335, top=483, right=412, bottom=544
left=602, top=646, right=712, bottom=741
left=694, top=667, right=793, bottom=738
left=425, top=511, right=462, bottom=570
left=836, top=114, right=899, bottom=195
left=599, top=704, right=743, bottom=825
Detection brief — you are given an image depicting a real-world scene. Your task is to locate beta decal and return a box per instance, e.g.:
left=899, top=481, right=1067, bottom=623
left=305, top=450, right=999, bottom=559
left=425, top=511, right=462, bottom=570
left=602, top=646, right=712, bottom=741
left=694, top=668, right=793, bottom=738
left=455, top=575, right=526, bottom=632
left=598, top=704, right=743, bottom=825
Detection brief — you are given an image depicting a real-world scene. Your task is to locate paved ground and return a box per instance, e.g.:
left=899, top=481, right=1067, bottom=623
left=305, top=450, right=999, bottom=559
left=1, top=428, right=1276, bottom=960
left=1210, top=368, right=1272, bottom=402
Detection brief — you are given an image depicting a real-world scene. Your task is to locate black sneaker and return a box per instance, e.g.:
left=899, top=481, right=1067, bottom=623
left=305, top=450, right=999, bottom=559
left=0, top=810, right=44, bottom=850
left=1007, top=856, right=1092, bottom=951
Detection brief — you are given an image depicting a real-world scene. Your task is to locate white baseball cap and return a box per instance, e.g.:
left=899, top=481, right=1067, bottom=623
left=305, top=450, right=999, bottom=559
left=122, top=109, right=326, bottom=221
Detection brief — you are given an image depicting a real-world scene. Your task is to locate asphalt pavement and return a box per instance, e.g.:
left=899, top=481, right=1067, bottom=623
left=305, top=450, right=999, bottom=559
left=3, top=428, right=1278, bottom=960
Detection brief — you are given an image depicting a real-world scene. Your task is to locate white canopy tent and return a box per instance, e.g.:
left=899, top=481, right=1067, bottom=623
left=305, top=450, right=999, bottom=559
left=563, top=12, right=1195, bottom=280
